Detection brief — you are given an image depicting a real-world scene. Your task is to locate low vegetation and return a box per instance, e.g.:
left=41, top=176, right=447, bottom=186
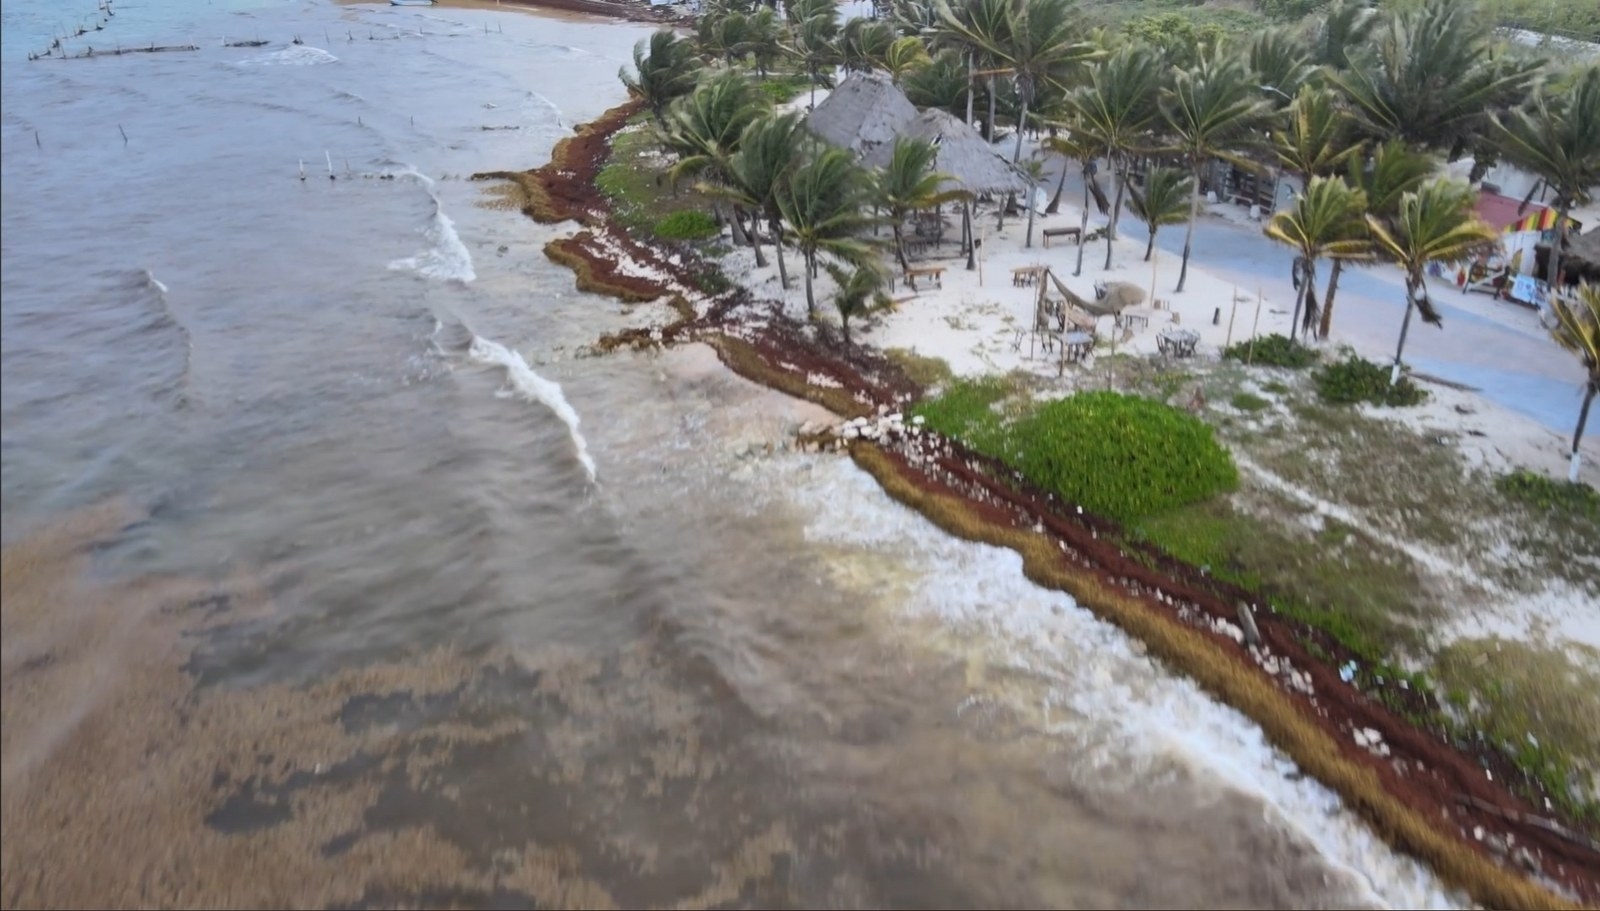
left=1314, top=354, right=1428, bottom=406
left=1221, top=333, right=1319, bottom=369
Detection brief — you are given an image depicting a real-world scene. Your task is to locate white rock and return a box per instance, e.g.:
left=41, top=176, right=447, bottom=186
left=911, top=414, right=926, bottom=425
left=842, top=426, right=860, bottom=440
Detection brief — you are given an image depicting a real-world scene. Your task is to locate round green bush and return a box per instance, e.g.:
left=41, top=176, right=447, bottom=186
left=1221, top=333, right=1319, bottom=369
left=653, top=210, right=719, bottom=241
left=1313, top=355, right=1427, bottom=407
left=1011, top=391, right=1239, bottom=523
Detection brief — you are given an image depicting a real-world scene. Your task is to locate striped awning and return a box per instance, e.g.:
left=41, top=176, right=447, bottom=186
left=1508, top=208, right=1565, bottom=233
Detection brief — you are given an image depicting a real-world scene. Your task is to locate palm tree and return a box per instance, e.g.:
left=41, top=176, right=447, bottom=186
left=1331, top=0, right=1537, bottom=158
left=1365, top=179, right=1498, bottom=386
left=841, top=18, right=896, bottom=73
left=1319, top=140, right=1436, bottom=339
left=1248, top=26, right=1314, bottom=109
left=883, top=35, right=932, bottom=84
left=1126, top=167, right=1193, bottom=263
left=1489, top=64, right=1600, bottom=290
left=619, top=30, right=703, bottom=127
left=1310, top=0, right=1379, bottom=72
left=785, top=0, right=834, bottom=27
left=660, top=72, right=764, bottom=243
left=742, top=7, right=786, bottom=79
left=990, top=0, right=1098, bottom=163
left=936, top=0, right=1013, bottom=140
left=1547, top=284, right=1599, bottom=482
left=789, top=14, right=841, bottom=108
left=873, top=137, right=963, bottom=270
left=1161, top=46, right=1273, bottom=292
left=1263, top=176, right=1371, bottom=341
left=711, top=111, right=806, bottom=285
left=824, top=261, right=891, bottom=347
left=776, top=146, right=883, bottom=317
left=1271, top=86, right=1362, bottom=184
left=1062, top=42, right=1163, bottom=270
left=1042, top=130, right=1108, bottom=277
left=903, top=48, right=970, bottom=114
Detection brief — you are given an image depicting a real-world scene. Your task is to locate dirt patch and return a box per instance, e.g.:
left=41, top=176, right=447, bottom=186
left=517, top=100, right=1600, bottom=909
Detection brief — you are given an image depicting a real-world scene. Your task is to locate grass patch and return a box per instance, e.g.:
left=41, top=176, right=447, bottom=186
left=1230, top=391, right=1271, bottom=412
left=594, top=121, right=708, bottom=237
left=908, top=376, right=1016, bottom=456
left=1261, top=379, right=1291, bottom=395
left=1496, top=468, right=1600, bottom=521
left=1314, top=355, right=1428, bottom=407
left=653, top=210, right=718, bottom=241
left=1433, top=638, right=1600, bottom=826
left=884, top=348, right=954, bottom=389
left=753, top=73, right=810, bottom=104
left=1222, top=333, right=1319, bottom=369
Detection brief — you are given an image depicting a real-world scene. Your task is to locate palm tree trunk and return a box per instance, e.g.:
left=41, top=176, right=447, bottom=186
left=748, top=210, right=767, bottom=268
left=1318, top=258, right=1344, bottom=340
left=842, top=313, right=852, bottom=347
left=1012, top=97, right=1030, bottom=163
left=986, top=75, right=997, bottom=145
left=1104, top=161, right=1127, bottom=270
left=964, top=201, right=976, bottom=271
left=1046, top=159, right=1067, bottom=214
left=965, top=52, right=975, bottom=127
left=1075, top=179, right=1088, bottom=277
left=771, top=216, right=789, bottom=289
left=1288, top=267, right=1308, bottom=342
left=1571, top=382, right=1596, bottom=482
left=1390, top=277, right=1421, bottom=386
left=892, top=222, right=910, bottom=271
left=803, top=250, right=817, bottom=317
left=1144, top=228, right=1156, bottom=262
left=1025, top=180, right=1036, bottom=248
left=1548, top=205, right=1570, bottom=290
left=1175, top=169, right=1200, bottom=293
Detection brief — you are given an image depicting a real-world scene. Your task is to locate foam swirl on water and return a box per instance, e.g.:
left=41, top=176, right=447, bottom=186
left=468, top=336, right=597, bottom=483
left=388, top=197, right=475, bottom=283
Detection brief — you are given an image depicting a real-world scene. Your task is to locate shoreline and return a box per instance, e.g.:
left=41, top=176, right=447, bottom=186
left=482, top=100, right=1600, bottom=908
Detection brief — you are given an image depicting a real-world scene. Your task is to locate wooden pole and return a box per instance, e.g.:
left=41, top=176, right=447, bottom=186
left=1246, top=288, right=1263, bottom=365
left=1224, top=286, right=1238, bottom=349
left=1149, top=247, right=1159, bottom=309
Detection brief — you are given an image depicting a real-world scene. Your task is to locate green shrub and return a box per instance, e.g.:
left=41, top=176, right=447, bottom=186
left=1221, top=333, right=1319, bottom=369
left=1314, top=356, right=1427, bottom=407
left=1010, top=391, right=1238, bottom=522
left=653, top=210, right=719, bottom=241
left=754, top=76, right=808, bottom=104
left=909, top=377, right=1012, bottom=456
left=1495, top=469, right=1600, bottom=520
left=1261, top=380, right=1291, bottom=394
left=1231, top=391, right=1271, bottom=412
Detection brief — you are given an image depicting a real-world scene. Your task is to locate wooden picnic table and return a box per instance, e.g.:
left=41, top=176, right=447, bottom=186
left=1117, top=306, right=1160, bottom=331
left=1059, top=331, right=1094, bottom=364
left=1156, top=327, right=1200, bottom=358
left=1042, top=226, right=1082, bottom=248
left=904, top=265, right=946, bottom=291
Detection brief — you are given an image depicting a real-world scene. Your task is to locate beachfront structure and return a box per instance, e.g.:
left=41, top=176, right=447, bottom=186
left=805, top=71, right=916, bottom=156
left=859, top=109, right=1028, bottom=198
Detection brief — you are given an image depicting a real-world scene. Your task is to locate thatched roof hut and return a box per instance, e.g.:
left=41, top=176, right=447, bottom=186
left=860, top=108, right=1029, bottom=197
left=805, top=71, right=917, bottom=155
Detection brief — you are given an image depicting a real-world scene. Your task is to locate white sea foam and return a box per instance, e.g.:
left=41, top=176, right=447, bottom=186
left=775, top=458, right=1461, bottom=910
left=468, top=336, right=596, bottom=483
left=143, top=269, right=168, bottom=295
left=239, top=45, right=339, bottom=67
left=388, top=199, right=475, bottom=283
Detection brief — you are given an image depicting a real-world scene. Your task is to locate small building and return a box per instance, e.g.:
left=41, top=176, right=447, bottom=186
left=805, top=71, right=917, bottom=157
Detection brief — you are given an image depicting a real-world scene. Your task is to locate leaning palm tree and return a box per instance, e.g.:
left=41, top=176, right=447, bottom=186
left=883, top=35, right=932, bottom=84
left=841, top=18, right=896, bottom=73
left=1263, top=176, right=1372, bottom=341
left=1125, top=167, right=1193, bottom=263
left=1365, top=179, right=1498, bottom=386
left=1310, top=0, right=1379, bottom=72
left=936, top=0, right=1013, bottom=139
left=1062, top=42, right=1164, bottom=270
left=789, top=14, right=841, bottom=108
left=1331, top=0, right=1537, bottom=158
left=709, top=111, right=806, bottom=285
left=1248, top=26, right=1315, bottom=109
left=619, top=30, right=704, bottom=127
left=1161, top=46, right=1273, bottom=292
left=1271, top=86, right=1363, bottom=185
left=873, top=137, right=964, bottom=270
left=824, top=261, right=891, bottom=347
left=1547, top=284, right=1599, bottom=482
left=903, top=48, right=970, bottom=114
left=1489, top=64, right=1600, bottom=290
left=741, top=7, right=787, bottom=79
left=776, top=146, right=883, bottom=317
left=660, top=72, right=765, bottom=243
left=1318, top=140, right=1436, bottom=339
left=1042, top=130, right=1108, bottom=277
left=991, top=0, right=1099, bottom=163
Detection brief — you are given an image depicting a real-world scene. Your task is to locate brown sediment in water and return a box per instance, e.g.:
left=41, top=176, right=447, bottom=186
left=519, top=100, right=1600, bottom=909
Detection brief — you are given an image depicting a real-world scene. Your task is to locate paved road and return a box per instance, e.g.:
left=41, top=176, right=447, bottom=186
left=1040, top=160, right=1592, bottom=439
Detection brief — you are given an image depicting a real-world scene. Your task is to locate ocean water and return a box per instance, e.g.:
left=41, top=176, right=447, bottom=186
left=0, top=1, right=1461, bottom=906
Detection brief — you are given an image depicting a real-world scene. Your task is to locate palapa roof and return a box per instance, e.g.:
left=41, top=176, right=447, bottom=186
left=860, top=108, right=1029, bottom=196
left=805, top=71, right=917, bottom=155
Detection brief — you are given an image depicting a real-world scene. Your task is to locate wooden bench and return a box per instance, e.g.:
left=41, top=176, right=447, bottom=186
left=1058, top=331, right=1094, bottom=364
left=1011, top=265, right=1045, bottom=287
left=904, top=265, right=946, bottom=291
left=1042, top=226, right=1081, bottom=248
left=1117, top=306, right=1160, bottom=331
